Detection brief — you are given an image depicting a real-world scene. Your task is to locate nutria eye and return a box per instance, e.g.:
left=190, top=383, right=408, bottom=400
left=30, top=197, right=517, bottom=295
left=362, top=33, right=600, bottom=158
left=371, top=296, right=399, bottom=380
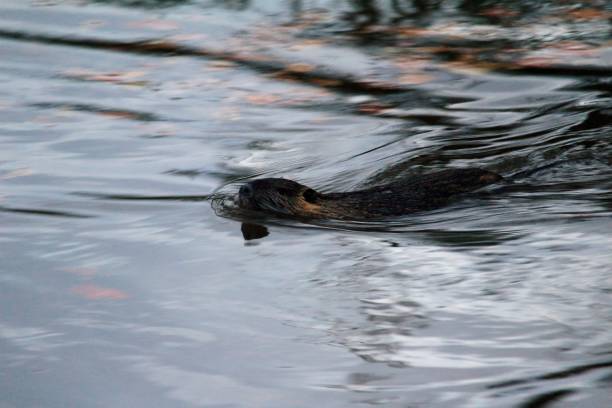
left=239, top=184, right=253, bottom=198
left=302, top=188, right=318, bottom=204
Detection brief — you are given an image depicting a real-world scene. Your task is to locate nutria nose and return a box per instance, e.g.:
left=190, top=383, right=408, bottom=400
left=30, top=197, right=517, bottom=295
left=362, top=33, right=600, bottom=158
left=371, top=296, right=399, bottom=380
left=239, top=184, right=253, bottom=198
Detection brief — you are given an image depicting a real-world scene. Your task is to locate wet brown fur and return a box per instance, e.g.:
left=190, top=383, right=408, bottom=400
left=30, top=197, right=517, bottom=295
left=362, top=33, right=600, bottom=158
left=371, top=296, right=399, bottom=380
left=238, top=168, right=503, bottom=220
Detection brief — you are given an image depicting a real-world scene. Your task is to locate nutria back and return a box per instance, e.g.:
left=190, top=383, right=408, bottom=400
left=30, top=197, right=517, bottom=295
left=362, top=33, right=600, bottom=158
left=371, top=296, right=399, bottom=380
left=238, top=168, right=502, bottom=220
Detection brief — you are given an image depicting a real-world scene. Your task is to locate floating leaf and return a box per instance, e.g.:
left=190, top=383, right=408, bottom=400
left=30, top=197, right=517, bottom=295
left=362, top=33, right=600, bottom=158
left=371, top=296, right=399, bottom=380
left=72, top=284, right=128, bottom=300
left=79, top=19, right=106, bottom=30
left=397, top=73, right=434, bottom=85
left=245, top=94, right=281, bottom=105
left=128, top=19, right=179, bottom=31
left=213, top=106, right=241, bottom=121
left=207, top=60, right=237, bottom=70
left=515, top=56, right=560, bottom=68
left=357, top=102, right=392, bottom=114
left=286, top=63, right=316, bottom=73
left=396, top=27, right=432, bottom=38
left=98, top=110, right=144, bottom=120
left=169, top=33, right=208, bottom=42
left=62, top=69, right=147, bottom=85
left=287, top=39, right=326, bottom=51
left=567, top=8, right=610, bottom=21
left=479, top=7, right=518, bottom=18
left=63, top=267, right=97, bottom=277
left=1, top=168, right=33, bottom=180
left=310, top=78, right=342, bottom=87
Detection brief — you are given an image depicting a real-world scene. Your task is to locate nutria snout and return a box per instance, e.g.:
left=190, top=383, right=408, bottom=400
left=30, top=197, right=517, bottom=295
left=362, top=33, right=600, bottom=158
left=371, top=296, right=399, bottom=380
left=238, top=168, right=502, bottom=220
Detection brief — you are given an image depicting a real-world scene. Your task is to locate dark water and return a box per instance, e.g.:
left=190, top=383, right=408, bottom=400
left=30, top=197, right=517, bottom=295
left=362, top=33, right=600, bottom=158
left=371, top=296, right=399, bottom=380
left=1, top=1, right=611, bottom=407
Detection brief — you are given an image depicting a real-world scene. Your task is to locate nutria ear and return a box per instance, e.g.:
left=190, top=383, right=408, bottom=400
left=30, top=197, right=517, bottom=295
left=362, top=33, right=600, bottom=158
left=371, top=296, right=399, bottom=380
left=302, top=188, right=319, bottom=204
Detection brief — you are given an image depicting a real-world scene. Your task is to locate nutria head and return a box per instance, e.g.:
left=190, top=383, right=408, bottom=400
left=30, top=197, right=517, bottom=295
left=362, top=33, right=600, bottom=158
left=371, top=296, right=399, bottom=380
left=238, top=178, right=322, bottom=217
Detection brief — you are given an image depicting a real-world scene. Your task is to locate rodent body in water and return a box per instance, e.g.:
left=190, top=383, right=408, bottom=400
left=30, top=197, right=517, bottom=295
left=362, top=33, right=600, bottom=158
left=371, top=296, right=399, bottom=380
left=238, top=168, right=503, bottom=220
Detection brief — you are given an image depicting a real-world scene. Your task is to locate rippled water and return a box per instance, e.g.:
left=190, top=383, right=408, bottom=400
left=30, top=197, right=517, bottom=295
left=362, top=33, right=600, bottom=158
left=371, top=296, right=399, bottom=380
left=1, top=1, right=611, bottom=407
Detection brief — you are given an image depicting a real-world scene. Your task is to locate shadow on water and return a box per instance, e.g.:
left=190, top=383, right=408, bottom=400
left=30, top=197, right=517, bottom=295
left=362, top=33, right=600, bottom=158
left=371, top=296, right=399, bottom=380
left=73, top=192, right=211, bottom=201
left=0, top=205, right=94, bottom=218
left=0, top=28, right=407, bottom=95
left=31, top=102, right=162, bottom=122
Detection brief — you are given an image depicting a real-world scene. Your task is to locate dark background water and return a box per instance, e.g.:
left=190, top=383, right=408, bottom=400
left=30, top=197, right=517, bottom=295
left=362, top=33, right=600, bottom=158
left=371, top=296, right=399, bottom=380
left=1, top=1, right=611, bottom=407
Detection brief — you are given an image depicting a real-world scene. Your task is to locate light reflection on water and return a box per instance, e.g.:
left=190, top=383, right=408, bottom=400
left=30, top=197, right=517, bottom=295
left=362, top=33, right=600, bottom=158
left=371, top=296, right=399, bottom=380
left=0, top=0, right=611, bottom=407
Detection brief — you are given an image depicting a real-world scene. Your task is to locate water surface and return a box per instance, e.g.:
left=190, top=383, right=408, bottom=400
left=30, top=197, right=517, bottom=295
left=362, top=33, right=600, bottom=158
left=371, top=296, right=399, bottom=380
left=1, top=1, right=611, bottom=407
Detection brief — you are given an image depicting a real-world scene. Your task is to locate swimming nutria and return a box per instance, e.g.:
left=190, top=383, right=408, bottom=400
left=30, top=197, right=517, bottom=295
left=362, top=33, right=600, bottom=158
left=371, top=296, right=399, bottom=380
left=238, top=168, right=502, bottom=220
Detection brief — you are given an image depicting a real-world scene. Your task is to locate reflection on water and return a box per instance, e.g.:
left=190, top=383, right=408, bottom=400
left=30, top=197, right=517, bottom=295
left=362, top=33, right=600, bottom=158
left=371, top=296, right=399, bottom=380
left=1, top=0, right=611, bottom=407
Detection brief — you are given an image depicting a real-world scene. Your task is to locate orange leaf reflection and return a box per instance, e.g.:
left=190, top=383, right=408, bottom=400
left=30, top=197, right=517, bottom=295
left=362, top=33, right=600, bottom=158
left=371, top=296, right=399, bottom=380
left=72, top=284, right=128, bottom=300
